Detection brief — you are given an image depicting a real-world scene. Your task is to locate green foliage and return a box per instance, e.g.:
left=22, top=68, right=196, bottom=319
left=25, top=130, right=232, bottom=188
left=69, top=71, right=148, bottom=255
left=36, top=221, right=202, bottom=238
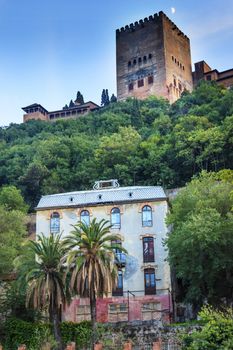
left=0, top=82, right=233, bottom=209
left=1, top=318, right=92, bottom=350
left=2, top=318, right=53, bottom=350
left=75, top=91, right=84, bottom=105
left=60, top=321, right=92, bottom=348
left=0, top=185, right=28, bottom=212
left=0, top=199, right=27, bottom=275
left=166, top=172, right=233, bottom=306
left=182, top=306, right=233, bottom=350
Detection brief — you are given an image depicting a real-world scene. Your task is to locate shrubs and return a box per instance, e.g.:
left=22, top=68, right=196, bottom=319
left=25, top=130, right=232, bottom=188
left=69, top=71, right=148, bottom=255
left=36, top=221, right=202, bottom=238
left=1, top=318, right=92, bottom=350
left=182, top=306, right=233, bottom=350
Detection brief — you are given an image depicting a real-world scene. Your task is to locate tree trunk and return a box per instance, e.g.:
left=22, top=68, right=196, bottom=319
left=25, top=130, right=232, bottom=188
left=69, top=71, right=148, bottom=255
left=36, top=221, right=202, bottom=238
left=52, top=309, right=63, bottom=350
left=90, top=280, right=97, bottom=350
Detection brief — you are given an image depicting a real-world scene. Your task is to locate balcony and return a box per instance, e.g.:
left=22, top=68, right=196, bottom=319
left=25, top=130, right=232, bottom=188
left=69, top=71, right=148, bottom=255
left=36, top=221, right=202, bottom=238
left=115, top=252, right=126, bottom=266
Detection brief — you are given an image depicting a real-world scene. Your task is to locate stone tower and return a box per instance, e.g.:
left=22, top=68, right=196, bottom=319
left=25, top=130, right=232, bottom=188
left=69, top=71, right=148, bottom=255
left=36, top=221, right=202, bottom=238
left=116, top=11, right=193, bottom=103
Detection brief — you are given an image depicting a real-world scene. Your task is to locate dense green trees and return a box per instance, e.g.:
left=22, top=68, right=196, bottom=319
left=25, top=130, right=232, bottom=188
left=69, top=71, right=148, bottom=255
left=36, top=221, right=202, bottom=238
left=0, top=186, right=27, bottom=275
left=0, top=81, right=233, bottom=209
left=166, top=171, right=233, bottom=308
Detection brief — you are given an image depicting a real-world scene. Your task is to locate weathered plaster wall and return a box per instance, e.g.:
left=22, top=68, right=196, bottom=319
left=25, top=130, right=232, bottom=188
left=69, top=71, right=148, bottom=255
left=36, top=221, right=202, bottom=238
left=36, top=199, right=171, bottom=322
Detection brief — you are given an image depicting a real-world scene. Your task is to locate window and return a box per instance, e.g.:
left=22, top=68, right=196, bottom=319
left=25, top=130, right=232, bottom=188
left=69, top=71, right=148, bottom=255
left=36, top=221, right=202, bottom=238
left=173, top=78, right=177, bottom=87
left=76, top=305, right=91, bottom=322
left=50, top=212, right=60, bottom=234
left=142, top=205, right=152, bottom=227
left=206, top=75, right=212, bottom=81
left=144, top=268, right=156, bottom=295
left=143, top=55, right=147, bottom=63
left=129, top=83, right=134, bottom=91
left=172, top=56, right=174, bottom=61
left=112, top=270, right=123, bottom=296
left=128, top=60, right=131, bottom=67
left=133, top=59, right=137, bottom=65
left=112, top=240, right=126, bottom=266
left=108, top=303, right=127, bottom=322
left=138, top=79, right=144, bottom=88
left=80, top=210, right=90, bottom=226
left=148, top=75, right=154, bottom=85
left=143, top=237, right=154, bottom=262
left=111, top=207, right=121, bottom=228
left=148, top=53, right=152, bottom=59
left=138, top=57, right=142, bottom=64
left=142, top=302, right=161, bottom=321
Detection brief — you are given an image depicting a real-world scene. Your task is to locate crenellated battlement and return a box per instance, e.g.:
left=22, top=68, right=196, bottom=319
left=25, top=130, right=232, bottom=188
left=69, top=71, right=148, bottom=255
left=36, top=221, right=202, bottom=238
left=116, top=12, right=160, bottom=34
left=116, top=11, right=189, bottom=41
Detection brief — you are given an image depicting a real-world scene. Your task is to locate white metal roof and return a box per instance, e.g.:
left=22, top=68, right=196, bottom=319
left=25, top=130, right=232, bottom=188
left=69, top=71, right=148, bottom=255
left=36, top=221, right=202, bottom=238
left=36, top=186, right=167, bottom=210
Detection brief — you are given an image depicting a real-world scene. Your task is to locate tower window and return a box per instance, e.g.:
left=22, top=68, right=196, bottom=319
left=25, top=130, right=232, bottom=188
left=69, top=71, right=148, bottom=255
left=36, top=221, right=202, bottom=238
left=143, top=55, right=147, bottom=63
left=133, top=59, right=137, bottom=65
left=138, top=57, right=142, bottom=64
left=148, top=76, right=154, bottom=85
left=148, top=53, right=152, bottom=59
left=138, top=79, right=144, bottom=88
left=172, top=56, right=174, bottom=61
left=128, top=61, right=131, bottom=67
left=144, top=268, right=156, bottom=295
left=129, top=83, right=134, bottom=91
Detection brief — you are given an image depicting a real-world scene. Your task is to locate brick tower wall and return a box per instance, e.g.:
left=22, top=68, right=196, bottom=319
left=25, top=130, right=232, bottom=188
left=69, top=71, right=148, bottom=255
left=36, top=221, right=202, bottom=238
left=116, top=13, right=167, bottom=101
left=116, top=11, right=193, bottom=103
left=162, top=13, right=193, bottom=103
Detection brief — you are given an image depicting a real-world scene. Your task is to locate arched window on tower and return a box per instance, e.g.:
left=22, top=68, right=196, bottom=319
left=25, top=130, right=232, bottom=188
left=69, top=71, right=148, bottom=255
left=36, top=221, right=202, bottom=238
left=111, top=207, right=121, bottom=229
left=80, top=210, right=90, bottom=226
left=142, top=205, right=152, bottom=227
left=50, top=212, right=60, bottom=234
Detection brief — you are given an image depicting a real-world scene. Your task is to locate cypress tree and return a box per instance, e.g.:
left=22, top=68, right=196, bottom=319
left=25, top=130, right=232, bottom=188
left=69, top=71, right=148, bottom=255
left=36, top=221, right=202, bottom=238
left=101, top=89, right=106, bottom=106
left=75, top=91, right=84, bottom=105
left=110, top=94, right=117, bottom=103
left=69, top=100, right=75, bottom=108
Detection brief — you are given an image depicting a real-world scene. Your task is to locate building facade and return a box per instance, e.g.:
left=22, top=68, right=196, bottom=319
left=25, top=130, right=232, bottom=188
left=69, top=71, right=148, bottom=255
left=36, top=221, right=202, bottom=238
left=116, top=11, right=193, bottom=103
left=36, top=180, right=171, bottom=323
left=193, top=60, right=233, bottom=89
left=22, top=101, right=99, bottom=123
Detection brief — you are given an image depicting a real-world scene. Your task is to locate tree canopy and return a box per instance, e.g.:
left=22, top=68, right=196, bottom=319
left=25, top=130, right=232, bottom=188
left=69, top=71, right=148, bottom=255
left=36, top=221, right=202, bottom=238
left=0, top=81, right=233, bottom=209
left=166, top=171, right=233, bottom=308
left=0, top=186, right=27, bottom=275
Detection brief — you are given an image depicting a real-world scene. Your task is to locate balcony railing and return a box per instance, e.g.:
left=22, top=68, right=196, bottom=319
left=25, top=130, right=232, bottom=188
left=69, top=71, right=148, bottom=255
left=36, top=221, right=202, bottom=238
left=115, top=252, right=126, bottom=266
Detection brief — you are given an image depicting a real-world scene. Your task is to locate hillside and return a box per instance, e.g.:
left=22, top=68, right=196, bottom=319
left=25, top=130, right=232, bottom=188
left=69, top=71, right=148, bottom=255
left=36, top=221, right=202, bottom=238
left=0, top=81, right=233, bottom=209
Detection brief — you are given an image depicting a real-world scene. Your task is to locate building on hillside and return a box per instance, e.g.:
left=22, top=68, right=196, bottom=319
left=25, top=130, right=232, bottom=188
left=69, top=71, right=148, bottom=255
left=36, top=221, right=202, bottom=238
left=116, top=11, right=193, bottom=104
left=36, top=179, right=172, bottom=323
left=22, top=101, right=100, bottom=123
left=193, top=60, right=233, bottom=89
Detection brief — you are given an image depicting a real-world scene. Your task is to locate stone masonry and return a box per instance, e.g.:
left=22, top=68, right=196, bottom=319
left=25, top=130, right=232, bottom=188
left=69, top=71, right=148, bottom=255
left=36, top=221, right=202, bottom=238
left=116, top=11, right=193, bottom=103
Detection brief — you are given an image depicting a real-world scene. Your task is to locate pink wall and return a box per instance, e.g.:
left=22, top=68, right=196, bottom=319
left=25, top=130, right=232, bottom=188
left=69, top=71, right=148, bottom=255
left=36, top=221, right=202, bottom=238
left=63, top=293, right=172, bottom=323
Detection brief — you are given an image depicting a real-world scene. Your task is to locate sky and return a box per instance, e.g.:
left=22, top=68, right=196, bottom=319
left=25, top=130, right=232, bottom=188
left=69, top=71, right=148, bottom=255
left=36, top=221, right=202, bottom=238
left=0, top=0, right=233, bottom=126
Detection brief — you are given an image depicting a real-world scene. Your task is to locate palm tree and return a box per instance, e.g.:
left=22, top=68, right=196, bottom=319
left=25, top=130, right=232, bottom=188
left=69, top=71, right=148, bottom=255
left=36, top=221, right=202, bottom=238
left=15, top=234, right=70, bottom=350
left=64, top=218, right=127, bottom=348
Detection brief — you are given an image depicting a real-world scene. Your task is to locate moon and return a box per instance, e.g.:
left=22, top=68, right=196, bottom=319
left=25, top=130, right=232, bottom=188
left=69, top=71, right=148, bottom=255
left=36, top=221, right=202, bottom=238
left=171, top=7, right=176, bottom=14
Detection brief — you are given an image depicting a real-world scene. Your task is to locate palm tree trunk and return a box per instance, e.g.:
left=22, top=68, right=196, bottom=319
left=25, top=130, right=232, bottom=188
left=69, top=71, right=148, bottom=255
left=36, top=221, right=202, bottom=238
left=90, top=279, right=97, bottom=350
left=51, top=308, right=63, bottom=350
